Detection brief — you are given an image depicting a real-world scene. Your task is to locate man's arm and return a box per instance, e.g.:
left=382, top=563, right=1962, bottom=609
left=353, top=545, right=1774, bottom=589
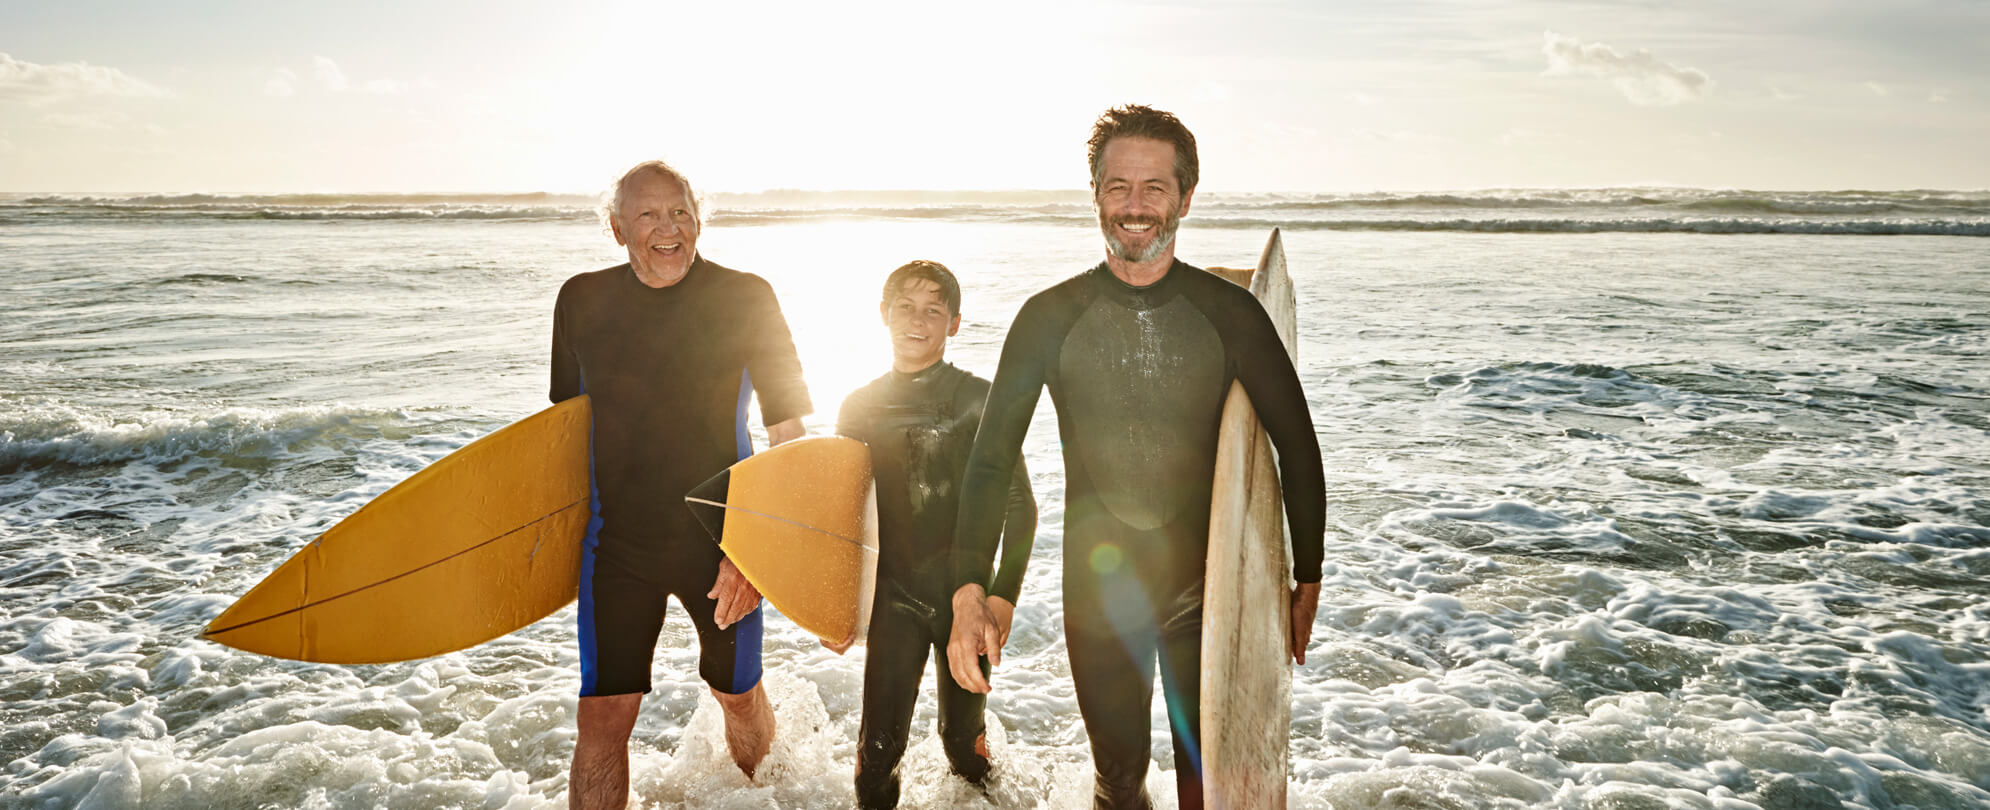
left=743, top=276, right=813, bottom=428
left=1230, top=293, right=1327, bottom=663
left=549, top=284, right=581, bottom=403
left=766, top=418, right=804, bottom=446
left=947, top=303, right=1053, bottom=694
left=985, top=454, right=1037, bottom=613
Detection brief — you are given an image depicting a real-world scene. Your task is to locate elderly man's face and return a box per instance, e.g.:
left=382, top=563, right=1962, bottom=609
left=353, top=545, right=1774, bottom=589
left=611, top=169, right=700, bottom=288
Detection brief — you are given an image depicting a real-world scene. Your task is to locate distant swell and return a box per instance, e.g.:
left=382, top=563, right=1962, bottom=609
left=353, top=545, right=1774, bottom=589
left=5, top=189, right=1987, bottom=235
left=1224, top=217, right=1990, bottom=236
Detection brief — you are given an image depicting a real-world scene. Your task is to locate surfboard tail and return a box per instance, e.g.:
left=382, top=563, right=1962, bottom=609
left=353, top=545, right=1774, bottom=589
left=685, top=467, right=732, bottom=545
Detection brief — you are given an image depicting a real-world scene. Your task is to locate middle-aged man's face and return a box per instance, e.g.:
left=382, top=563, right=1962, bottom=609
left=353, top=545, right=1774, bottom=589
left=1094, top=136, right=1193, bottom=265
left=611, top=169, right=700, bottom=288
left=881, top=277, right=959, bottom=372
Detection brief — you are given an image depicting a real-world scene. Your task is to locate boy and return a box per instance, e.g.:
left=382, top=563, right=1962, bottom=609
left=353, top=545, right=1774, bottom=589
left=836, top=260, right=1037, bottom=809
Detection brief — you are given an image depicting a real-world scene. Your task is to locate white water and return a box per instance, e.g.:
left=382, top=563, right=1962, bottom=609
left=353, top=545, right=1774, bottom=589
left=3, top=201, right=1988, bottom=808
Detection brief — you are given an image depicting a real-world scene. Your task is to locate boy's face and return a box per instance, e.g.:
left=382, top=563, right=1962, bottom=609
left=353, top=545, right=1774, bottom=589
left=881, top=278, right=960, bottom=372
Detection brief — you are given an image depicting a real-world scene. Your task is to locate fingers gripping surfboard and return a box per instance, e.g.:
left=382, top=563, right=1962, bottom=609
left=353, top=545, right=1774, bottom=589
left=1203, top=228, right=1298, bottom=809
left=686, top=436, right=879, bottom=645
left=202, top=395, right=593, bottom=664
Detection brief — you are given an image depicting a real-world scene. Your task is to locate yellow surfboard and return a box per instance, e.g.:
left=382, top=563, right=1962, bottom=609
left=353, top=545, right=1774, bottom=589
left=202, top=396, right=592, bottom=664
left=1202, top=229, right=1298, bottom=809
left=685, top=436, right=879, bottom=645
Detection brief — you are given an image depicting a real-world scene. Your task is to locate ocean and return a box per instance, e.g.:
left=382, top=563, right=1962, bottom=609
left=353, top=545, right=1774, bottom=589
left=3, top=189, right=1987, bottom=809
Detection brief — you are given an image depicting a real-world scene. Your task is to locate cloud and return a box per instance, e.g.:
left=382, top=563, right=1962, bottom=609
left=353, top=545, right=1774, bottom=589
left=264, top=68, right=298, bottom=97
left=1542, top=31, right=1712, bottom=106
left=1928, top=88, right=1950, bottom=103
left=312, top=56, right=409, bottom=94
left=1863, top=81, right=1889, bottom=96
left=0, top=52, right=169, bottom=104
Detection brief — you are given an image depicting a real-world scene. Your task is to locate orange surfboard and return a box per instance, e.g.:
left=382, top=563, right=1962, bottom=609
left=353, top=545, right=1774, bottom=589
left=203, top=396, right=592, bottom=664
left=686, top=436, right=879, bottom=644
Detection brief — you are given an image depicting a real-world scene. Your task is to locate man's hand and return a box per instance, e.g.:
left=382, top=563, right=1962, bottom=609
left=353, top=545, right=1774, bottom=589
left=947, top=584, right=1002, bottom=694
left=708, top=557, right=762, bottom=629
left=1291, top=581, right=1321, bottom=665
left=766, top=417, right=804, bottom=446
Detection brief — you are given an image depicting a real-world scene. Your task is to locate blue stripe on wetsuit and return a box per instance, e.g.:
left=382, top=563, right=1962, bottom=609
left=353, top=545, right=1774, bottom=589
left=729, top=369, right=764, bottom=693
left=575, top=376, right=607, bottom=696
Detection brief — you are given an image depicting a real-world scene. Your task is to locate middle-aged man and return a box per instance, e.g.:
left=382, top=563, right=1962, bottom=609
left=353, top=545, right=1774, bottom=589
left=550, top=160, right=812, bottom=810
left=944, top=105, right=1327, bottom=809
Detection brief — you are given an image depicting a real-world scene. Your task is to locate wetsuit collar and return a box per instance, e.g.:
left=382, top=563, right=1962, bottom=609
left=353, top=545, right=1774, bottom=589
left=620, top=255, right=711, bottom=293
left=889, top=360, right=957, bottom=386
left=1090, top=259, right=1191, bottom=310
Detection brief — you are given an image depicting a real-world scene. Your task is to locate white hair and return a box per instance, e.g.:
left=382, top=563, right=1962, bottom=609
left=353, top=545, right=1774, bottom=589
left=599, top=160, right=704, bottom=232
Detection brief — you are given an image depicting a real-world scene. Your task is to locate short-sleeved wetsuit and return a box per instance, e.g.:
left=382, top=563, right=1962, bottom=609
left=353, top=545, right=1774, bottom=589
left=551, top=257, right=811, bottom=698
left=952, top=261, right=1325, bottom=810
left=838, top=361, right=1036, bottom=809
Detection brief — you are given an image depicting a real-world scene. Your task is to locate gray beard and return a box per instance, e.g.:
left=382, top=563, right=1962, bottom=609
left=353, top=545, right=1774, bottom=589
left=1099, top=211, right=1181, bottom=263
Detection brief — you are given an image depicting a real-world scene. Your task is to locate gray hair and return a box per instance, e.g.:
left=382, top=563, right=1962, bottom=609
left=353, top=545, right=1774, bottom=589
left=598, top=160, right=704, bottom=232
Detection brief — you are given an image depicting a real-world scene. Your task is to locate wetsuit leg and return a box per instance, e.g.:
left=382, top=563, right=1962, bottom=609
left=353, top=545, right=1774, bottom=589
left=856, top=597, right=925, bottom=809
left=1068, top=603, right=1159, bottom=810
left=932, top=610, right=991, bottom=783
left=1158, top=614, right=1204, bottom=810
left=670, top=568, right=764, bottom=695
left=578, top=559, right=669, bottom=697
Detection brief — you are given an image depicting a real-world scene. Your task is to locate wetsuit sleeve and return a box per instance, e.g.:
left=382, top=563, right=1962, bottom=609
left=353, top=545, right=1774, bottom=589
left=742, top=276, right=813, bottom=425
left=952, top=301, right=1054, bottom=598
left=835, top=389, right=862, bottom=438
left=956, top=374, right=1038, bottom=604
left=1230, top=299, right=1328, bottom=584
left=549, top=281, right=581, bottom=403
left=987, top=454, right=1036, bottom=604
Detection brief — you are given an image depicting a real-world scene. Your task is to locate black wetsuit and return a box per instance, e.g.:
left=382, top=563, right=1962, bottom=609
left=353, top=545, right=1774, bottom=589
left=839, top=361, right=1036, bottom=809
left=550, top=257, right=811, bottom=697
left=952, top=261, right=1325, bottom=810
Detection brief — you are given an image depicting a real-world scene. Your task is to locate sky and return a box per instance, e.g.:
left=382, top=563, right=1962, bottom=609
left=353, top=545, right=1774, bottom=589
left=1, top=0, right=1986, bottom=193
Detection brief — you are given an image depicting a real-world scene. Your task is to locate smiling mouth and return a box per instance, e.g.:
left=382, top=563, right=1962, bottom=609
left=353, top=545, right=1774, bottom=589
left=1116, top=221, right=1156, bottom=234
left=651, top=242, right=683, bottom=254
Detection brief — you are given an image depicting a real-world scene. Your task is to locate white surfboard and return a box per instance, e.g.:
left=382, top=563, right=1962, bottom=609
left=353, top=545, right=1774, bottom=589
left=1201, top=228, right=1297, bottom=809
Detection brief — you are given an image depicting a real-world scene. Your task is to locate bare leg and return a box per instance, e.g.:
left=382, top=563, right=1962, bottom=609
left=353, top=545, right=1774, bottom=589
left=570, top=693, right=642, bottom=810
left=712, top=682, right=775, bottom=778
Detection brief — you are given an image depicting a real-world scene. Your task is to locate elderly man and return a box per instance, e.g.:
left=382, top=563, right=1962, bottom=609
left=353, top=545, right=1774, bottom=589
left=550, top=160, right=811, bottom=809
left=945, top=105, right=1326, bottom=809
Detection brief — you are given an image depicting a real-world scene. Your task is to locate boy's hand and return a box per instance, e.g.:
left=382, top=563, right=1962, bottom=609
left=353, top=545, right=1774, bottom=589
left=987, top=595, right=1016, bottom=648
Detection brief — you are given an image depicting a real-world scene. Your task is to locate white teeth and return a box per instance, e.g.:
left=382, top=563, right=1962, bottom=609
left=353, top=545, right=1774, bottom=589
left=1122, top=224, right=1151, bottom=232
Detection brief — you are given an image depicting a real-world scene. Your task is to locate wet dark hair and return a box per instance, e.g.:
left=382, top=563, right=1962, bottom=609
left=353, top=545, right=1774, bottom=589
left=881, top=260, right=961, bottom=317
left=1086, top=104, right=1199, bottom=195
